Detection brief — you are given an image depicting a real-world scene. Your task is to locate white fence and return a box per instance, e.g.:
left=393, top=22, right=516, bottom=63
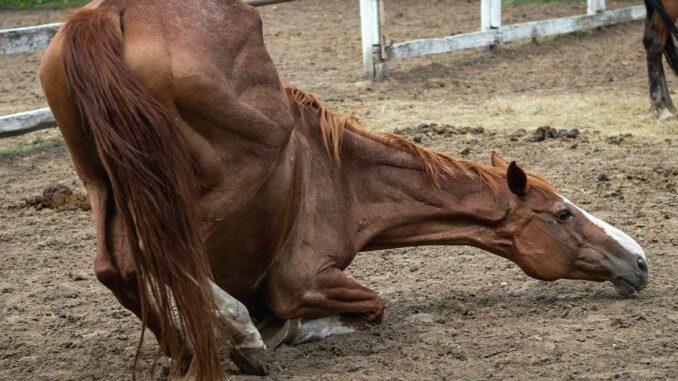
left=1, top=0, right=646, bottom=137
left=359, top=0, right=646, bottom=79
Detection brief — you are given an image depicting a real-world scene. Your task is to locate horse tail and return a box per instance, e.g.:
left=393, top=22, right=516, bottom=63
left=60, top=6, right=222, bottom=380
left=645, top=0, right=678, bottom=75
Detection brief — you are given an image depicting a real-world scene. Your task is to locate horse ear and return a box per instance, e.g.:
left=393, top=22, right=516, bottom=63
left=507, top=161, right=528, bottom=196
left=491, top=150, right=509, bottom=169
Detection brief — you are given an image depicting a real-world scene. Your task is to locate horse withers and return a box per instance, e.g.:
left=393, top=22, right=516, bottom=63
left=40, top=0, right=649, bottom=379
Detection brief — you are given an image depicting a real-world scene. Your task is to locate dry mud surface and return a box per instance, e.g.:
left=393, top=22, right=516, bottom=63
left=1, top=1, right=678, bottom=380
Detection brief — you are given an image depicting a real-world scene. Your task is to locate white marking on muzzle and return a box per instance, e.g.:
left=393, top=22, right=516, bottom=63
left=560, top=196, right=646, bottom=261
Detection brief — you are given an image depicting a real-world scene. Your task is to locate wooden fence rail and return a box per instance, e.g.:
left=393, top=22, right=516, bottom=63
left=360, top=0, right=646, bottom=79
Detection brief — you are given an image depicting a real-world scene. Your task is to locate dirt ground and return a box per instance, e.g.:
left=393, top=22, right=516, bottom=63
left=1, top=0, right=678, bottom=380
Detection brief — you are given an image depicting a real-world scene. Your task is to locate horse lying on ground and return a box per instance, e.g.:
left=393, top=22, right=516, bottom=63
left=40, top=0, right=649, bottom=379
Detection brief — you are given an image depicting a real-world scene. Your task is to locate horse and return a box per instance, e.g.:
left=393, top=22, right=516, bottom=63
left=643, top=0, right=678, bottom=119
left=40, top=0, right=649, bottom=379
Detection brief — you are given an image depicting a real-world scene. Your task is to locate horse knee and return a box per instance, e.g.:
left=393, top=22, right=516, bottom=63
left=93, top=253, right=138, bottom=300
left=93, top=259, right=120, bottom=289
left=644, top=34, right=665, bottom=57
left=267, top=290, right=303, bottom=320
left=644, top=17, right=667, bottom=56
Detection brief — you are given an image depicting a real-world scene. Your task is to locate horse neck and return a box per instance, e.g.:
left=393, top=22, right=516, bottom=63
left=340, top=130, right=513, bottom=256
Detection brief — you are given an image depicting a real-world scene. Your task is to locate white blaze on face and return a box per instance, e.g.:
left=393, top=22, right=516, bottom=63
left=559, top=195, right=646, bottom=261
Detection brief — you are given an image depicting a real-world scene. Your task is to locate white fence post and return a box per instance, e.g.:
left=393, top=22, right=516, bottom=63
left=360, top=0, right=384, bottom=80
left=481, top=0, right=502, bottom=31
left=587, top=0, right=606, bottom=15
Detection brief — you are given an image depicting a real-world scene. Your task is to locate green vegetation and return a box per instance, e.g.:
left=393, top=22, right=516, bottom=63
left=348, top=74, right=361, bottom=83
left=0, top=0, right=88, bottom=9
left=0, top=135, right=62, bottom=157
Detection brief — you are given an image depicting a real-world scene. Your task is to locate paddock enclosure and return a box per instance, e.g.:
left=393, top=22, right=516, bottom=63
left=1, top=0, right=678, bottom=380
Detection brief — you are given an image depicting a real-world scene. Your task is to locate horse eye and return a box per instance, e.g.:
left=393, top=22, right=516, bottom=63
left=556, top=209, right=573, bottom=222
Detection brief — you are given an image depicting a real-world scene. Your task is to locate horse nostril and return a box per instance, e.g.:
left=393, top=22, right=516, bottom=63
left=637, top=257, right=648, bottom=272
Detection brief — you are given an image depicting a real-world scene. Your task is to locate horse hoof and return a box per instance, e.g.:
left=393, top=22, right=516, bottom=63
left=657, top=108, right=675, bottom=121
left=229, top=347, right=269, bottom=376
left=257, top=316, right=293, bottom=349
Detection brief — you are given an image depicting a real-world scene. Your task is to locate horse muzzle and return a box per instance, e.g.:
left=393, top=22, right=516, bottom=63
left=610, top=256, right=649, bottom=296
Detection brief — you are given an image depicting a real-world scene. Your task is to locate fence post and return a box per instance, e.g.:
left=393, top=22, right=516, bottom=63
left=360, top=0, right=384, bottom=80
left=481, top=0, right=502, bottom=31
left=587, top=0, right=606, bottom=15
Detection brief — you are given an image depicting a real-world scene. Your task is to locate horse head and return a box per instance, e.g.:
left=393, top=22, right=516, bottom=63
left=490, top=152, right=648, bottom=295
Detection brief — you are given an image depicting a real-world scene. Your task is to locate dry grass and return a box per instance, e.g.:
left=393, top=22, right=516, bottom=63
left=358, top=89, right=678, bottom=139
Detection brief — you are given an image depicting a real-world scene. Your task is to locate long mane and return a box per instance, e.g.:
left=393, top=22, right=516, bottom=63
left=285, top=86, right=555, bottom=193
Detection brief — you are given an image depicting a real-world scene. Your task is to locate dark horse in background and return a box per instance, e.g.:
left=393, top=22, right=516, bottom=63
left=644, top=0, right=678, bottom=118
left=41, top=0, right=649, bottom=379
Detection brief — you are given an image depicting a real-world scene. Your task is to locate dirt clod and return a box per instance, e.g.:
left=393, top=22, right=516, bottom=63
left=23, top=184, right=90, bottom=211
left=606, top=135, right=624, bottom=145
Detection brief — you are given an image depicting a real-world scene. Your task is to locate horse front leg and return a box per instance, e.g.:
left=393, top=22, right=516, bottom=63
left=209, top=281, right=268, bottom=375
left=644, top=9, right=676, bottom=119
left=267, top=264, right=385, bottom=346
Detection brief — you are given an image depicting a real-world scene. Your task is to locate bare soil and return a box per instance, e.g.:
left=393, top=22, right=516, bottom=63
left=1, top=1, right=677, bottom=380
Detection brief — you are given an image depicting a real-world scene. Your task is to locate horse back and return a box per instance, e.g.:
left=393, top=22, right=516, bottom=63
left=116, top=0, right=296, bottom=211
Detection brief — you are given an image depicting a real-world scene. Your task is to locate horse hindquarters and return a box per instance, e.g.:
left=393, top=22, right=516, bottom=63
left=41, top=5, right=225, bottom=380
left=40, top=42, right=193, bottom=373
left=644, top=0, right=678, bottom=118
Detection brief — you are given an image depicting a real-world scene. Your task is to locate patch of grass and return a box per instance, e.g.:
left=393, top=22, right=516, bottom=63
left=0, top=135, right=62, bottom=157
left=0, top=0, right=88, bottom=9
left=348, top=73, right=361, bottom=83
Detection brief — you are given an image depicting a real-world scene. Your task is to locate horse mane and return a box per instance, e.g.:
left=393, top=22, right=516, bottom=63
left=285, top=86, right=555, bottom=194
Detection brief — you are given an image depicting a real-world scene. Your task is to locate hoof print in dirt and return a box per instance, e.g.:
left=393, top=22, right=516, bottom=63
left=23, top=184, right=90, bottom=212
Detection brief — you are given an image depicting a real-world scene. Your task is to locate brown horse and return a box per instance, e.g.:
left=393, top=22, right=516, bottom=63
left=40, top=0, right=649, bottom=379
left=644, top=0, right=678, bottom=118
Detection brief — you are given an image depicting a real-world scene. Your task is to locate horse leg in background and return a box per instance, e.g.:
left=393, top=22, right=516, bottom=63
left=643, top=0, right=678, bottom=119
left=209, top=281, right=268, bottom=375
left=267, top=263, right=385, bottom=345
